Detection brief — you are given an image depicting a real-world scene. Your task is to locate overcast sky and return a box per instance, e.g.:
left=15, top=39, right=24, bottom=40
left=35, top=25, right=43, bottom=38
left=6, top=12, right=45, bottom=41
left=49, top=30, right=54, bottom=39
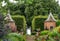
left=56, top=0, right=60, bottom=5
left=1, top=0, right=60, bottom=7
left=2, top=0, right=18, bottom=7
left=9, top=0, right=60, bottom=5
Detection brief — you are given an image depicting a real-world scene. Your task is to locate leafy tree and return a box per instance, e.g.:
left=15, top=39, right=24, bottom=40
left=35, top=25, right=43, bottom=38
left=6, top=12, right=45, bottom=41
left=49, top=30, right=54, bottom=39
left=0, top=0, right=60, bottom=28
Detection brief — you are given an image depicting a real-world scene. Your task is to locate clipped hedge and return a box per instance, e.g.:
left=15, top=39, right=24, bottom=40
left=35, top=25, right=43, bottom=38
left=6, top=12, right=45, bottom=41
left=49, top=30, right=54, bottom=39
left=12, top=15, right=26, bottom=31
left=56, top=20, right=60, bottom=26
left=32, top=15, right=58, bottom=31
left=32, top=16, right=46, bottom=31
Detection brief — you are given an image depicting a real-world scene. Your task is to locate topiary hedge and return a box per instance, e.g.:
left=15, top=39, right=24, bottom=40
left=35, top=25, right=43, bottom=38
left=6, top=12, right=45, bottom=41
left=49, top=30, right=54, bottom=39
left=32, top=16, right=46, bottom=31
left=32, top=15, right=58, bottom=31
left=12, top=15, right=26, bottom=31
left=56, top=20, right=60, bottom=26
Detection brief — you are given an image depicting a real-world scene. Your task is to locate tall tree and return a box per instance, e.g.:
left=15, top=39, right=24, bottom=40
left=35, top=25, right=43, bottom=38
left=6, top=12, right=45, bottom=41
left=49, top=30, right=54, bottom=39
left=0, top=0, right=60, bottom=28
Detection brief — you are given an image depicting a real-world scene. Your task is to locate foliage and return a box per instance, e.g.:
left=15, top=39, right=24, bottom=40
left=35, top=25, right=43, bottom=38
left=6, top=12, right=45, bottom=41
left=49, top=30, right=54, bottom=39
left=0, top=13, right=7, bottom=38
left=56, top=20, right=60, bottom=26
left=7, top=33, right=25, bottom=41
left=40, top=30, right=49, bottom=35
left=48, top=31, right=58, bottom=37
left=12, top=15, right=26, bottom=31
left=37, top=26, right=60, bottom=41
left=32, top=16, right=46, bottom=31
left=0, top=13, right=11, bottom=41
left=0, top=0, right=59, bottom=27
left=32, top=15, right=58, bottom=31
left=58, top=14, right=60, bottom=19
left=35, top=18, right=46, bottom=31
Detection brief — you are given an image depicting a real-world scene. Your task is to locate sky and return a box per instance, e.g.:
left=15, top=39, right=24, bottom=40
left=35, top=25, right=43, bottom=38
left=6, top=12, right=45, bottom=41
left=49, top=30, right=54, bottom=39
left=4, top=0, right=60, bottom=4
left=58, top=0, right=60, bottom=5
left=56, top=0, right=60, bottom=5
left=9, top=0, right=18, bottom=3
left=1, top=0, right=60, bottom=7
left=2, top=0, right=18, bottom=7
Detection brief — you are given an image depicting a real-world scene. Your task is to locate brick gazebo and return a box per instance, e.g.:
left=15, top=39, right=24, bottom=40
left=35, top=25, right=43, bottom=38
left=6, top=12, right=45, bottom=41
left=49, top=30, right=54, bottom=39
left=5, top=10, right=17, bottom=32
left=44, top=12, right=56, bottom=30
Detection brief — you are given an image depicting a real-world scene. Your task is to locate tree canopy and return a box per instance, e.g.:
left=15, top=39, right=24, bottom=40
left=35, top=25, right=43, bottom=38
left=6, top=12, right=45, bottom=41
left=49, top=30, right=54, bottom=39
left=0, top=0, right=60, bottom=26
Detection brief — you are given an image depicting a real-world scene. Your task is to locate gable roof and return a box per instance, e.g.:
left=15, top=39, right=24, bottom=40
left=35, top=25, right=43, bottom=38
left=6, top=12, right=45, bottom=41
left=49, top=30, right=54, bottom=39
left=45, top=12, right=56, bottom=22
left=4, top=10, right=14, bottom=21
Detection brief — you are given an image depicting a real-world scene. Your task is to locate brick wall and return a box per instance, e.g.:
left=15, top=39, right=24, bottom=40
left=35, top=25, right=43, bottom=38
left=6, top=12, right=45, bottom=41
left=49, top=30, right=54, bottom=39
left=44, top=21, right=56, bottom=30
left=9, top=21, right=17, bottom=32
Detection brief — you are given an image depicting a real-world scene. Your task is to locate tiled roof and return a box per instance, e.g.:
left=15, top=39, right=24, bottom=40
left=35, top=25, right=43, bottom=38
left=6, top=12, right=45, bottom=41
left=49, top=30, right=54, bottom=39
left=4, top=10, right=14, bottom=21
left=45, top=12, right=56, bottom=22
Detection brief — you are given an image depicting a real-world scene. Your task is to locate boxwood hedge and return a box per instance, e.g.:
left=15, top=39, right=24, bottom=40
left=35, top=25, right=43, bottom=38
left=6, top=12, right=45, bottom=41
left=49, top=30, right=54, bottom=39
left=32, top=15, right=58, bottom=31
left=32, top=16, right=46, bottom=31
left=12, top=15, right=26, bottom=31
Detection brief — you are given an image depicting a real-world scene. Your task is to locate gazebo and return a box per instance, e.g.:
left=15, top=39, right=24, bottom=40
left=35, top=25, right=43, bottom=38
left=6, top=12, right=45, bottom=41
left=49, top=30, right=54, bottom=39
left=44, top=12, right=56, bottom=30
left=5, top=10, right=17, bottom=32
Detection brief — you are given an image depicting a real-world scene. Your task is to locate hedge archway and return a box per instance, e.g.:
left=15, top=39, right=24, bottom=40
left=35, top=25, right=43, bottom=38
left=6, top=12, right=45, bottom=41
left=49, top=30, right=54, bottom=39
left=12, top=15, right=26, bottom=31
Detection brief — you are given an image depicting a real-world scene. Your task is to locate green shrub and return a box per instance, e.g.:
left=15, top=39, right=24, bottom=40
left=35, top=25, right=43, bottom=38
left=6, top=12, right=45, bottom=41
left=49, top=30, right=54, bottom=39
left=48, top=32, right=58, bottom=37
left=56, top=20, right=60, bottom=26
left=40, top=30, right=49, bottom=35
left=53, top=26, right=60, bottom=38
left=12, top=15, right=26, bottom=31
left=0, top=33, right=26, bottom=41
left=35, top=18, right=46, bottom=31
left=32, top=16, right=46, bottom=31
left=8, top=33, right=26, bottom=41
